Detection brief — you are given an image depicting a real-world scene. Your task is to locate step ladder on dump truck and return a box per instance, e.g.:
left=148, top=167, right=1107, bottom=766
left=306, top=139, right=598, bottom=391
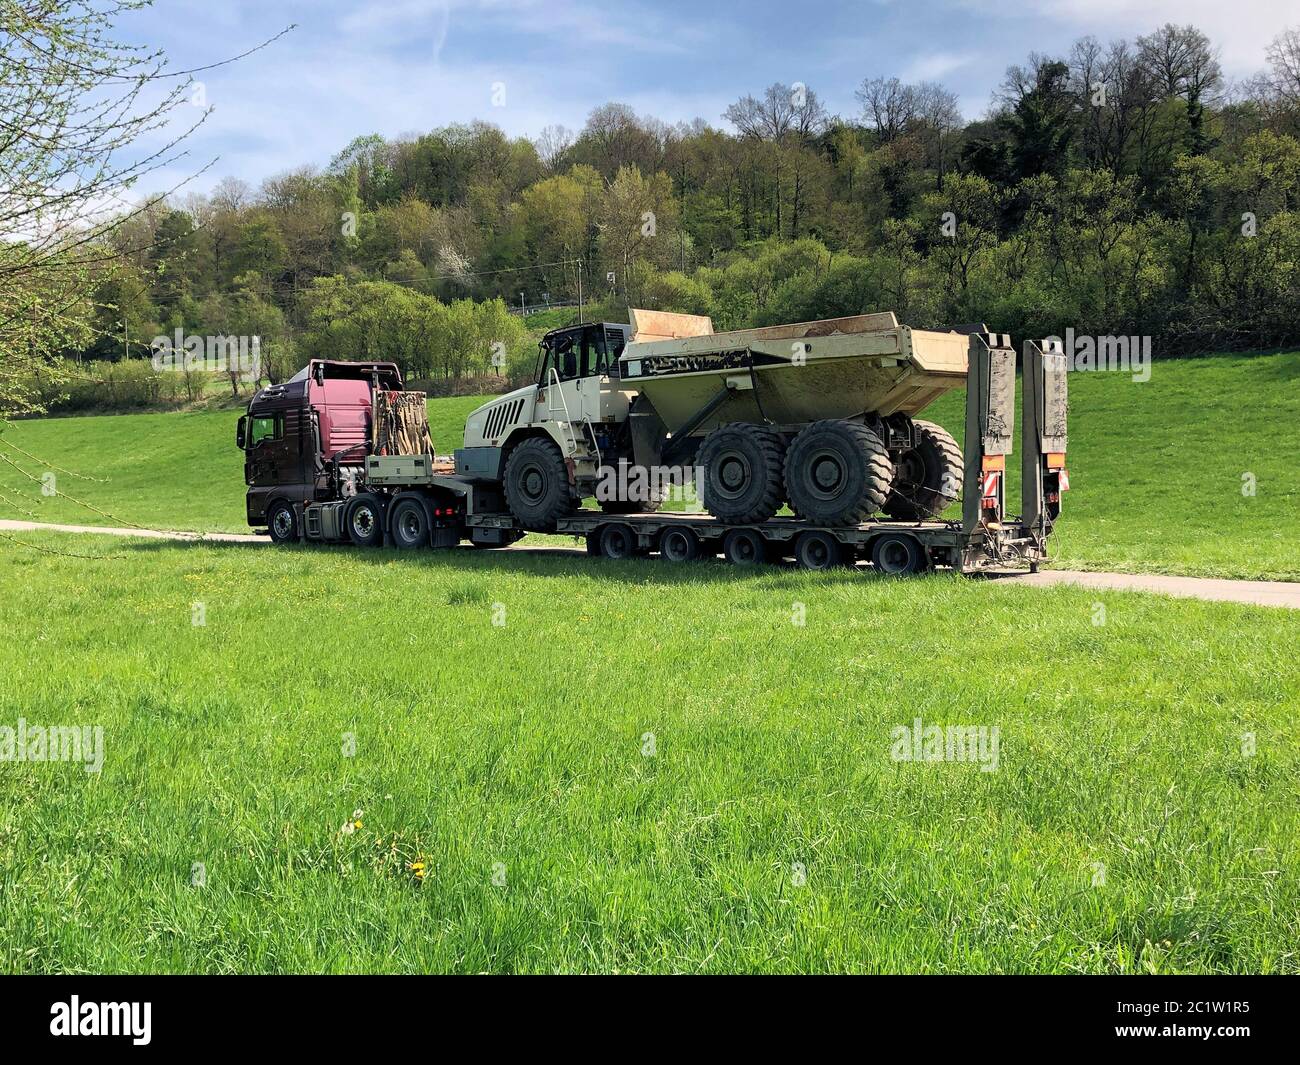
left=463, top=333, right=1069, bottom=573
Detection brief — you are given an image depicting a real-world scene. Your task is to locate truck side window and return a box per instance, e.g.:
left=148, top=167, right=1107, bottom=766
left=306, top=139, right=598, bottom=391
left=249, top=414, right=281, bottom=447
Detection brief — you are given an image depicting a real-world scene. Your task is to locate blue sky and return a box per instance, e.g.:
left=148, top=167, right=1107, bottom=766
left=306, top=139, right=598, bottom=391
left=120, top=0, right=1295, bottom=196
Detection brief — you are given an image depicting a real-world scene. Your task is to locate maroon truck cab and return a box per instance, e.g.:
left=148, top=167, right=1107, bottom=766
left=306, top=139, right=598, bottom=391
left=237, top=360, right=402, bottom=532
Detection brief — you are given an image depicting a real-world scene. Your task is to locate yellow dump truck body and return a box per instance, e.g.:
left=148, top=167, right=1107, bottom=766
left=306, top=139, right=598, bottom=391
left=618, top=309, right=968, bottom=435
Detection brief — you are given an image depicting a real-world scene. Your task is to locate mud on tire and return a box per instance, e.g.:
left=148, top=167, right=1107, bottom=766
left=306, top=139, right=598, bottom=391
left=699, top=423, right=786, bottom=524
left=884, top=419, right=963, bottom=521
left=503, top=437, right=575, bottom=532
left=784, top=419, right=894, bottom=525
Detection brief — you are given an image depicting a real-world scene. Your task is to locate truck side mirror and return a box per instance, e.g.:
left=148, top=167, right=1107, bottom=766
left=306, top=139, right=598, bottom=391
left=236, top=415, right=247, bottom=450
left=562, top=352, right=577, bottom=379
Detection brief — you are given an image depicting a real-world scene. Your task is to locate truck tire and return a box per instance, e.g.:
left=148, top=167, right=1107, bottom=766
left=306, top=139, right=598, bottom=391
left=267, top=500, right=298, bottom=545
left=503, top=437, right=574, bottom=532
left=794, top=529, right=847, bottom=570
left=345, top=493, right=385, bottom=548
left=871, top=533, right=927, bottom=575
left=884, top=419, right=963, bottom=521
left=699, top=423, right=786, bottom=524
left=389, top=496, right=430, bottom=549
left=658, top=526, right=699, bottom=563
left=597, top=522, right=638, bottom=559
left=784, top=420, right=894, bottom=526
left=722, top=527, right=767, bottom=566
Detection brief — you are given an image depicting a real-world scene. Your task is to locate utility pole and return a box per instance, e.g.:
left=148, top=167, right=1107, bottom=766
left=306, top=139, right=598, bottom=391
left=577, top=258, right=584, bottom=324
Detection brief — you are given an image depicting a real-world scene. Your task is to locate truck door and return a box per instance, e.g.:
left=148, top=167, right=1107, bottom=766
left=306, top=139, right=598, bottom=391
left=537, top=328, right=590, bottom=429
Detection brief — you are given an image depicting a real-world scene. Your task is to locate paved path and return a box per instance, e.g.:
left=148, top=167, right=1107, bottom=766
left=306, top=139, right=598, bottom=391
left=3, top=519, right=1296, bottom=609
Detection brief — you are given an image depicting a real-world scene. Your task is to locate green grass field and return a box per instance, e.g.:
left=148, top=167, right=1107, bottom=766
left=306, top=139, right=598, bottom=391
left=0, top=530, right=1296, bottom=973
left=2, top=352, right=1296, bottom=578
left=1, top=352, right=1298, bottom=973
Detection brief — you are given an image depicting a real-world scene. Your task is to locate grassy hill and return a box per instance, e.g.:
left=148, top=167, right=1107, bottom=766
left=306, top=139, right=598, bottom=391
left=2, top=352, right=1297, bottom=579
left=1, top=352, right=1297, bottom=973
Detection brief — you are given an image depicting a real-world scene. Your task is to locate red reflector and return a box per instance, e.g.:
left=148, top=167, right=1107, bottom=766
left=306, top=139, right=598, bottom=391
left=434, top=508, right=442, bottom=516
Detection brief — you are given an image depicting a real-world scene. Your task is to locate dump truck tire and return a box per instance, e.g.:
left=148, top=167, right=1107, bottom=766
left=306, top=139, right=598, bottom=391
left=784, top=420, right=893, bottom=525
left=699, top=423, right=786, bottom=524
left=884, top=419, right=963, bottom=521
left=503, top=437, right=574, bottom=532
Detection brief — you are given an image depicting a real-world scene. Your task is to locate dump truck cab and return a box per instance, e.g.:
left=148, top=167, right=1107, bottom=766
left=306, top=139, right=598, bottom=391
left=458, top=322, right=637, bottom=485
left=237, top=359, right=403, bottom=533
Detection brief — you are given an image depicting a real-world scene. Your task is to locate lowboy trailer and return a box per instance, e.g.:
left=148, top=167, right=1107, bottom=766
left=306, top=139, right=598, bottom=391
left=237, top=334, right=1068, bottom=575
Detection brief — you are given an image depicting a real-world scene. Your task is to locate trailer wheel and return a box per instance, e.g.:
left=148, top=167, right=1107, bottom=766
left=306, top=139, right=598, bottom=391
left=784, top=420, right=894, bottom=525
left=659, top=526, right=699, bottom=563
left=503, top=436, right=575, bottom=532
left=723, top=527, right=766, bottom=567
left=598, top=522, right=638, bottom=560
left=699, top=423, right=786, bottom=524
left=345, top=493, right=385, bottom=548
left=389, top=497, right=430, bottom=549
left=870, top=533, right=926, bottom=576
left=267, top=501, right=298, bottom=545
left=794, top=529, right=847, bottom=571
left=884, top=419, right=964, bottom=520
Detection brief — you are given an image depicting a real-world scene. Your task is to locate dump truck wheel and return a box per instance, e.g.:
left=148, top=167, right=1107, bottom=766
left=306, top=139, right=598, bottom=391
left=722, top=527, right=767, bottom=567
left=794, top=529, right=847, bottom=570
left=699, top=424, right=786, bottom=524
left=598, top=522, right=638, bottom=559
left=267, top=501, right=297, bottom=545
left=659, top=526, right=699, bottom=563
left=884, top=419, right=963, bottom=521
left=784, top=420, right=893, bottom=525
left=389, top=497, right=430, bottom=549
left=345, top=493, right=385, bottom=547
left=503, top=437, right=574, bottom=532
left=871, top=533, right=927, bottom=575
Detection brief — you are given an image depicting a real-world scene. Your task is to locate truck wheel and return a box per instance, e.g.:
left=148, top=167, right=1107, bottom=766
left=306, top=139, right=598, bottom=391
left=389, top=497, right=430, bottom=549
left=722, top=527, right=767, bottom=567
left=884, top=419, right=963, bottom=521
left=658, top=526, right=699, bottom=563
left=345, top=493, right=385, bottom=548
left=699, top=423, right=786, bottom=524
left=871, top=533, right=927, bottom=576
left=598, top=523, right=637, bottom=560
left=784, top=419, right=893, bottom=526
left=794, top=529, right=847, bottom=570
left=503, top=437, right=574, bottom=532
left=267, top=501, right=297, bottom=545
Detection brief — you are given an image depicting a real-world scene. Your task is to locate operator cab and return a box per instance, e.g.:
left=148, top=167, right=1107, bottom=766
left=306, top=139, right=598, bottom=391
left=536, top=323, right=632, bottom=385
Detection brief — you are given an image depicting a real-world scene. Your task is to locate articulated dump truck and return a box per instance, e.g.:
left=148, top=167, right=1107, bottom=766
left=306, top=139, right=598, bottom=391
left=237, top=313, right=1069, bottom=575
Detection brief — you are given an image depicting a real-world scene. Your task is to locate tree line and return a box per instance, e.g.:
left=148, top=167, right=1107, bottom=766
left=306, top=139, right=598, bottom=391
left=7, top=11, right=1300, bottom=415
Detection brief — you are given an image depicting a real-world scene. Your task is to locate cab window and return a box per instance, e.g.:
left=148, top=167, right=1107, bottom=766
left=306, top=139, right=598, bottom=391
left=249, top=414, right=282, bottom=447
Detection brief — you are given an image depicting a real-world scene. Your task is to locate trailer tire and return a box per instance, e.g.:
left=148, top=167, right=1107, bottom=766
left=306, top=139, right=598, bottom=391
left=267, top=500, right=298, bottom=545
left=870, top=533, right=927, bottom=576
left=659, top=526, right=700, bottom=563
left=598, top=522, right=638, bottom=560
left=722, top=527, right=767, bottom=567
left=699, top=423, right=786, bottom=524
left=794, top=529, right=847, bottom=571
left=503, top=436, right=574, bottom=532
left=345, top=493, right=386, bottom=548
left=884, top=419, right=963, bottom=521
left=389, top=496, right=430, bottom=549
left=784, top=420, right=893, bottom=525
